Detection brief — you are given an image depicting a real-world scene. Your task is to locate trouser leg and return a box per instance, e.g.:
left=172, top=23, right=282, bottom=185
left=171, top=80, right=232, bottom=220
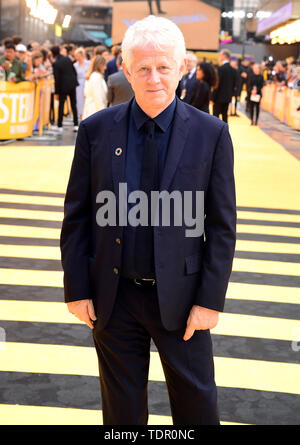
left=147, top=0, right=153, bottom=14
left=68, top=88, right=78, bottom=126
left=156, top=0, right=162, bottom=11
left=255, top=102, right=261, bottom=124
left=58, top=94, right=66, bottom=127
left=138, top=282, right=220, bottom=425
left=221, top=102, right=229, bottom=123
left=213, top=102, right=220, bottom=118
left=249, top=101, right=254, bottom=123
left=92, top=280, right=151, bottom=425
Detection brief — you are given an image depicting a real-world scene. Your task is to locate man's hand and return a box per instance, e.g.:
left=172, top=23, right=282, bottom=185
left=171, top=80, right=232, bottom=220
left=67, top=299, right=97, bottom=329
left=183, top=305, right=219, bottom=341
left=2, top=61, right=10, bottom=71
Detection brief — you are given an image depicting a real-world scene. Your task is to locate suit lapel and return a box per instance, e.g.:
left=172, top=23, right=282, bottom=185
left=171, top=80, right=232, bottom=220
left=160, top=98, right=190, bottom=192
left=109, top=100, right=132, bottom=202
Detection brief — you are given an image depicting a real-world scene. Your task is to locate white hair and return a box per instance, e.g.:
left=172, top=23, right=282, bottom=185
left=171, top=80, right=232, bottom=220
left=186, top=52, right=197, bottom=61
left=122, top=15, right=186, bottom=68
left=74, top=47, right=86, bottom=57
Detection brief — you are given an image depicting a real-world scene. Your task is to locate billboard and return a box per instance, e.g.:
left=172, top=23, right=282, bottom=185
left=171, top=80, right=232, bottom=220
left=112, top=0, right=220, bottom=50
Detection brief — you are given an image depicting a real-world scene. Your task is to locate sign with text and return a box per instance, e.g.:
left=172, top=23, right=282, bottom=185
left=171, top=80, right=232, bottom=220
left=0, top=81, right=36, bottom=139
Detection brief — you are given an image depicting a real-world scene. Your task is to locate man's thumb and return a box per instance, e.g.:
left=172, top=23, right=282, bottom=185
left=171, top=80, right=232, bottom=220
left=88, top=300, right=97, bottom=320
left=183, top=321, right=194, bottom=341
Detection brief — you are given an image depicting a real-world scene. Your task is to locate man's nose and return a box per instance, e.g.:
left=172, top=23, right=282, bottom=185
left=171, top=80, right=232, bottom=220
left=148, top=68, right=160, bottom=83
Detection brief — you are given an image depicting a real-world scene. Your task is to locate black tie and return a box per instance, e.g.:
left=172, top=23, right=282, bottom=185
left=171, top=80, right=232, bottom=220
left=134, top=119, right=158, bottom=278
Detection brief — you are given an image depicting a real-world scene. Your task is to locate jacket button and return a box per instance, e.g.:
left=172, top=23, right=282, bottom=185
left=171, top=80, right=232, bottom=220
left=113, top=267, right=119, bottom=275
left=115, top=238, right=121, bottom=244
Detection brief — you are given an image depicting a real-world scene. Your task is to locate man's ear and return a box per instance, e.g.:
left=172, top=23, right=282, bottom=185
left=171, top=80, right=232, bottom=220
left=122, top=62, right=132, bottom=84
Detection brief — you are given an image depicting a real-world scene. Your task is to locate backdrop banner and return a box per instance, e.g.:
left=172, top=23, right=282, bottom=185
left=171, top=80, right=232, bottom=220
left=112, top=0, right=220, bottom=50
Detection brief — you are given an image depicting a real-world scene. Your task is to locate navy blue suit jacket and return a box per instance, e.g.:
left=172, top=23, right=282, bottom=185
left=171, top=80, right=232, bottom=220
left=177, top=71, right=198, bottom=104
left=60, top=97, right=236, bottom=331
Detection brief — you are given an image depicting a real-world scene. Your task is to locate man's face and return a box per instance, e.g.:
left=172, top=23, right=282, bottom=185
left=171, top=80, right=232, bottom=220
left=219, top=51, right=226, bottom=63
left=4, top=48, right=15, bottom=62
left=186, top=55, right=197, bottom=72
left=123, top=44, right=185, bottom=115
left=102, top=50, right=110, bottom=61
left=16, top=51, right=26, bottom=62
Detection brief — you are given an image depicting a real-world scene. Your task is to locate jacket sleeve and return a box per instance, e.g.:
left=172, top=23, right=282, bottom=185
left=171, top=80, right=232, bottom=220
left=60, top=122, right=92, bottom=302
left=194, top=123, right=236, bottom=312
left=52, top=62, right=60, bottom=94
left=107, top=75, right=114, bottom=106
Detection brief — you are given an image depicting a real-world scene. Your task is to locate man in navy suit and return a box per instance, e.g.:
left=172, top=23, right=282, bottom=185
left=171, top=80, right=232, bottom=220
left=212, top=49, right=236, bottom=123
left=176, top=52, right=198, bottom=104
left=61, top=15, right=236, bottom=425
left=104, top=45, right=121, bottom=82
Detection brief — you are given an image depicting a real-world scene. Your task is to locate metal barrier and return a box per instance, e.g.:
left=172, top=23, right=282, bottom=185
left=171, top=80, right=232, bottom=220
left=0, top=77, right=54, bottom=140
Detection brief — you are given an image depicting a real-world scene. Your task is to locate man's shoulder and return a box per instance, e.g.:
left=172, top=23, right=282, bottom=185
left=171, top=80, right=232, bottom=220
left=179, top=100, right=226, bottom=132
left=108, top=70, right=125, bottom=83
left=81, top=100, right=132, bottom=129
left=54, top=55, right=70, bottom=66
left=107, top=58, right=116, bottom=68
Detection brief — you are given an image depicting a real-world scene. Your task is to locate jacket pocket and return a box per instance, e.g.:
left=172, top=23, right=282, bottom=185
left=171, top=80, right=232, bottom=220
left=185, top=252, right=203, bottom=275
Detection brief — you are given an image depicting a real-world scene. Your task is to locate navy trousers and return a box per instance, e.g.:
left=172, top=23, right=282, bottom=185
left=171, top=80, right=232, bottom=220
left=92, top=277, right=219, bottom=425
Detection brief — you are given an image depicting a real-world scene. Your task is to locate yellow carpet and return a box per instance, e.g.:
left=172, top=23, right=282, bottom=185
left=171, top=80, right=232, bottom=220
left=0, top=111, right=299, bottom=425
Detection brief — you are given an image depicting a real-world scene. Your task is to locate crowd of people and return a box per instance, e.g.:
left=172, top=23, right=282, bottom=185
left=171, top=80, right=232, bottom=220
left=177, top=49, right=300, bottom=126
left=1, top=33, right=300, bottom=131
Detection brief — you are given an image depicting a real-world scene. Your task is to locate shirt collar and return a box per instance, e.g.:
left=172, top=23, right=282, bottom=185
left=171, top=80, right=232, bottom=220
left=188, top=67, right=196, bottom=78
left=132, top=97, right=176, bottom=133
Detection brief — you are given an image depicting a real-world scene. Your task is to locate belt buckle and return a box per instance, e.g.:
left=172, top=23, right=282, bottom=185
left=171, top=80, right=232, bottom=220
left=134, top=278, right=156, bottom=286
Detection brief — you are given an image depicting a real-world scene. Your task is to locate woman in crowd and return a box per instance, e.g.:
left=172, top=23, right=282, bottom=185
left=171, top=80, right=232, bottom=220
left=249, top=63, right=264, bottom=126
left=83, top=55, right=107, bottom=119
left=40, top=48, right=52, bottom=72
left=85, top=45, right=110, bottom=81
left=74, top=47, right=90, bottom=120
left=190, top=62, right=218, bottom=113
left=28, top=51, right=49, bottom=80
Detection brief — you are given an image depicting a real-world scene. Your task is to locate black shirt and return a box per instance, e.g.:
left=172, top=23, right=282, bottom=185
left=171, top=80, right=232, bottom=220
left=121, top=97, right=177, bottom=279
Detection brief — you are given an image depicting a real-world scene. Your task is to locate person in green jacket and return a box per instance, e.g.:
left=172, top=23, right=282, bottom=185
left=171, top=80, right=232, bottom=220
left=0, top=43, right=25, bottom=83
